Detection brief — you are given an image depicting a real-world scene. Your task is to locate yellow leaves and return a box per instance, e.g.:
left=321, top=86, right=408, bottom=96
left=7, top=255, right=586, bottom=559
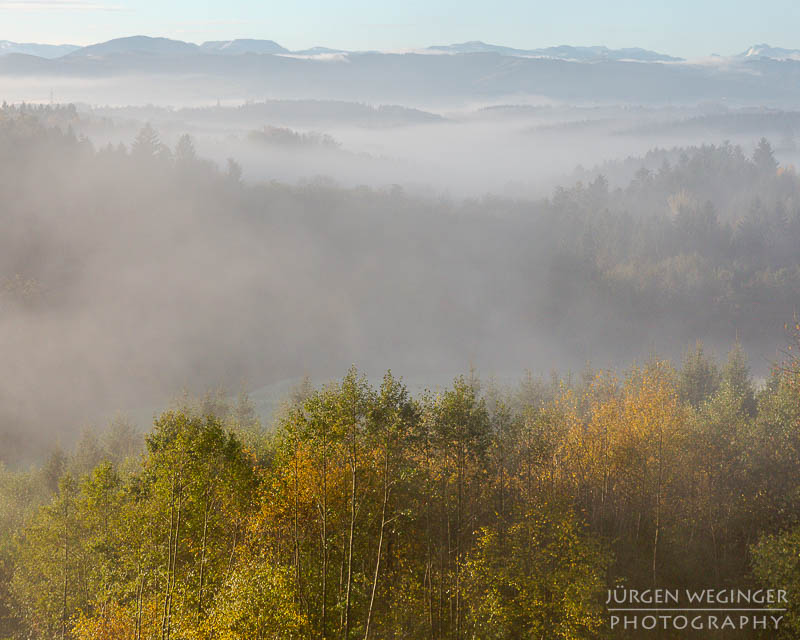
left=203, top=557, right=308, bottom=639
left=553, top=361, right=689, bottom=510
left=71, top=597, right=161, bottom=640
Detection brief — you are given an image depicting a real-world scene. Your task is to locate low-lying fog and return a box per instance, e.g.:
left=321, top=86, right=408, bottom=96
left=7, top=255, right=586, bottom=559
left=72, top=99, right=800, bottom=197
left=2, top=73, right=800, bottom=461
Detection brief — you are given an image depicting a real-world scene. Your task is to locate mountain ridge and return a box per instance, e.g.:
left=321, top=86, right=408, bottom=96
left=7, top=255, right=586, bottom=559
left=426, top=41, right=683, bottom=62
left=3, top=35, right=799, bottom=63
left=739, top=43, right=800, bottom=61
left=0, top=40, right=79, bottom=58
left=0, top=35, right=684, bottom=62
left=200, top=39, right=288, bottom=55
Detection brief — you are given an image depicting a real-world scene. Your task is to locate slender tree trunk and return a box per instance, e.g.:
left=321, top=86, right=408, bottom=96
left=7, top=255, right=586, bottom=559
left=653, top=427, right=663, bottom=588
left=161, top=476, right=176, bottom=640
left=339, top=534, right=347, bottom=631
left=498, top=439, right=506, bottom=547
left=135, top=568, right=145, bottom=640
left=525, top=441, right=532, bottom=574
left=601, top=424, right=609, bottom=537
left=294, top=432, right=302, bottom=608
left=62, top=495, right=68, bottom=640
left=443, top=467, right=451, bottom=634
left=442, top=466, right=450, bottom=634
left=164, top=479, right=182, bottom=640
left=364, top=434, right=391, bottom=640
left=344, top=413, right=357, bottom=640
left=425, top=430, right=434, bottom=639
left=321, top=433, right=328, bottom=640
left=197, top=488, right=211, bottom=614
left=455, top=448, right=463, bottom=640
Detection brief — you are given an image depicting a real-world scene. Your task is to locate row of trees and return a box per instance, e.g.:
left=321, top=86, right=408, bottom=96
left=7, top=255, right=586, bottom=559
left=2, top=335, right=800, bottom=638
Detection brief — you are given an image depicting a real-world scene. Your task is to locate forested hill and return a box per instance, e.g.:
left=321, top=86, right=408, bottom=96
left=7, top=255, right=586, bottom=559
left=1, top=104, right=800, bottom=458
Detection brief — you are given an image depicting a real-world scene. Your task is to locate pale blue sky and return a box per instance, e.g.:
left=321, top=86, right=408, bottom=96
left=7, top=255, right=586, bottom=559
left=2, top=0, right=798, bottom=58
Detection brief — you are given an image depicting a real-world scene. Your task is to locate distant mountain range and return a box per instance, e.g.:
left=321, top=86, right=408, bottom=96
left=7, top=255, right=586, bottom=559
left=0, top=40, right=79, bottom=58
left=200, top=39, right=288, bottom=55
left=66, top=37, right=290, bottom=58
left=2, top=35, right=796, bottom=63
left=2, top=35, right=800, bottom=64
left=67, top=36, right=200, bottom=58
left=3, top=36, right=800, bottom=106
left=738, top=43, right=800, bottom=61
left=427, top=41, right=682, bottom=62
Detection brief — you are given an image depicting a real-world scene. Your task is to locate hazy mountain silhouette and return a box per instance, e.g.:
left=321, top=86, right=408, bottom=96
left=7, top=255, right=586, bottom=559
left=200, top=39, right=289, bottom=55
left=68, top=35, right=201, bottom=57
left=0, top=40, right=79, bottom=58
left=3, top=36, right=800, bottom=105
left=427, top=41, right=682, bottom=62
left=738, top=43, right=800, bottom=60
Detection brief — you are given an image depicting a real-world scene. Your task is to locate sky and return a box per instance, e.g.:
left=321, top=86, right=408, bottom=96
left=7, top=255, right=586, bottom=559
left=1, top=0, right=798, bottom=58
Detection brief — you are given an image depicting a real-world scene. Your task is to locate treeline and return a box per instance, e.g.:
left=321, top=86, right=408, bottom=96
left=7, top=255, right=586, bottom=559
left=248, top=126, right=341, bottom=150
left=91, top=100, right=445, bottom=129
left=1, top=336, right=800, bottom=638
left=622, top=110, right=799, bottom=146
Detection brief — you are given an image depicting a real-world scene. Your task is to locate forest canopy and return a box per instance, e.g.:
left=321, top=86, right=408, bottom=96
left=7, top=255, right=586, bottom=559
left=1, top=339, right=800, bottom=638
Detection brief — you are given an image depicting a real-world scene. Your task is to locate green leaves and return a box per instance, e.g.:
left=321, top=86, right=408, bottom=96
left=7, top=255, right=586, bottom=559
left=463, top=504, right=610, bottom=640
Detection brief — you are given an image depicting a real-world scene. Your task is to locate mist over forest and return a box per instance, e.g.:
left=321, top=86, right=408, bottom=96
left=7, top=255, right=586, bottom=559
left=1, top=95, right=800, bottom=460
left=2, top=32, right=800, bottom=640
